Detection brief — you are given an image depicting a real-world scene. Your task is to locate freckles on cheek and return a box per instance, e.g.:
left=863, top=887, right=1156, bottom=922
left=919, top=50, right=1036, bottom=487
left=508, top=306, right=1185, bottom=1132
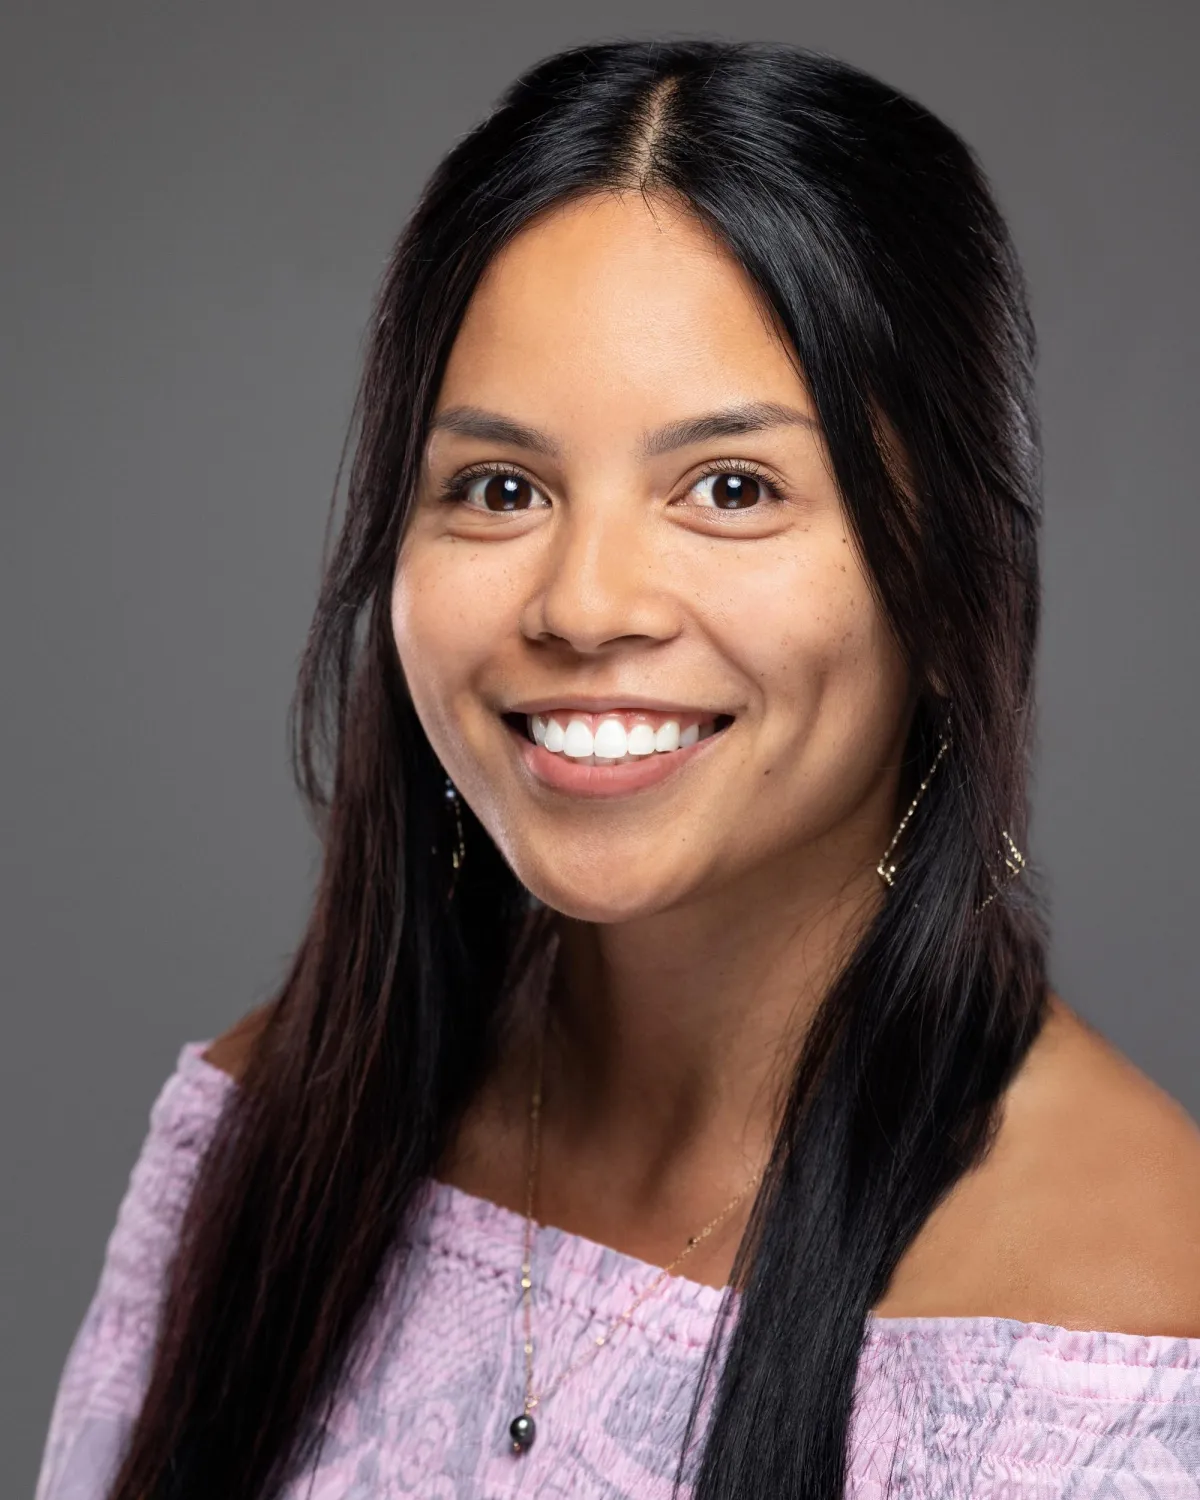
left=390, top=572, right=441, bottom=676
left=392, top=546, right=520, bottom=693
left=753, top=581, right=889, bottom=734
left=393, top=548, right=467, bottom=645
left=390, top=560, right=460, bottom=705
left=389, top=561, right=477, bottom=765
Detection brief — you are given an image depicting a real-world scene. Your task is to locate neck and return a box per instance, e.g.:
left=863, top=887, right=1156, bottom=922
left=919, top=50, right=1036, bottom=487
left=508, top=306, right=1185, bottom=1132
left=439, top=788, right=904, bottom=1286
left=544, top=832, right=885, bottom=1206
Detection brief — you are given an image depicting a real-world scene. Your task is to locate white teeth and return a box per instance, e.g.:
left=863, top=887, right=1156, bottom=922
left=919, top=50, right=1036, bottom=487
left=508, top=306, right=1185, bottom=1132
left=592, top=718, right=628, bottom=760
left=653, top=720, right=680, bottom=753
left=562, top=719, right=595, bottom=758
left=543, top=717, right=565, bottom=753
left=626, top=723, right=656, bottom=757
left=529, top=712, right=726, bottom=760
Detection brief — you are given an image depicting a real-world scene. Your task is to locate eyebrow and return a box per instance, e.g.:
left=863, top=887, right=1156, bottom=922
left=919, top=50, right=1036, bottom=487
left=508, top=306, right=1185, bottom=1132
left=428, top=400, right=817, bottom=460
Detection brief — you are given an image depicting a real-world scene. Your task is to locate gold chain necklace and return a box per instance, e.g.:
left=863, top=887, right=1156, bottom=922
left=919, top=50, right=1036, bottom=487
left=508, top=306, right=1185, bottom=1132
left=507, top=1004, right=763, bottom=1455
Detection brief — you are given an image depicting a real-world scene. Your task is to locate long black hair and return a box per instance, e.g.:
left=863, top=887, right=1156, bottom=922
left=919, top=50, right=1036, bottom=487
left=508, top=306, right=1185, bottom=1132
left=108, top=38, right=1048, bottom=1499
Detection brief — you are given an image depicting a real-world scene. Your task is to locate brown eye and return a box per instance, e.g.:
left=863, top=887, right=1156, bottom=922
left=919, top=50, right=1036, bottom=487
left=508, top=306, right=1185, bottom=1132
left=479, top=473, right=538, bottom=511
left=444, top=467, right=551, bottom=515
left=714, top=474, right=759, bottom=508
left=693, top=470, right=775, bottom=509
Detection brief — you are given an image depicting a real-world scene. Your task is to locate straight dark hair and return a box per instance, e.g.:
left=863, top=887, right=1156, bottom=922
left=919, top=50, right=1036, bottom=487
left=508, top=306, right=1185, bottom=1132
left=108, top=38, right=1048, bottom=1500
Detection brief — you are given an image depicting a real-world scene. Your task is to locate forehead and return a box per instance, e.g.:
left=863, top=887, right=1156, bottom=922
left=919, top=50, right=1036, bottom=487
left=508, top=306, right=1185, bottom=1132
left=435, top=191, right=810, bottom=427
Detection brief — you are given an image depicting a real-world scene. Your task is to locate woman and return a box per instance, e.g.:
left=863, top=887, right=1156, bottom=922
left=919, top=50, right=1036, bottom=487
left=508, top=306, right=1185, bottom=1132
left=36, top=37, right=1200, bottom=1500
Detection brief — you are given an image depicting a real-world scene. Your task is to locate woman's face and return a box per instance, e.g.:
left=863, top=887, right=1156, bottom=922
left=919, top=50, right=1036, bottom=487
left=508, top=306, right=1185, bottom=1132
left=392, top=192, right=912, bottom=922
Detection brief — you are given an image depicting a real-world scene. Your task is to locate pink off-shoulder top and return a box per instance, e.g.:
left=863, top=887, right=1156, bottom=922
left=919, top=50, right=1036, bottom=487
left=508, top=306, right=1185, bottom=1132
left=35, top=1042, right=1200, bottom=1498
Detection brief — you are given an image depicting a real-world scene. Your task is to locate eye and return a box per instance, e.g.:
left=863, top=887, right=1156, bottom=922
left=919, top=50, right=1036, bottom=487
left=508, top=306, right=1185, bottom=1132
left=442, top=465, right=550, bottom=513
left=685, top=464, right=783, bottom=511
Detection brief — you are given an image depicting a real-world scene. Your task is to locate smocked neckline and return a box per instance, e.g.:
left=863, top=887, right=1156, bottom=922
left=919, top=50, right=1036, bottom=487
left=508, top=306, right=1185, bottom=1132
left=174, top=1040, right=1200, bottom=1364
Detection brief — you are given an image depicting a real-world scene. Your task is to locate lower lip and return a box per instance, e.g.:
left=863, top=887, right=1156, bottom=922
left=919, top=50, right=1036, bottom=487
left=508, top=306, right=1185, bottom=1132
left=509, top=724, right=729, bottom=798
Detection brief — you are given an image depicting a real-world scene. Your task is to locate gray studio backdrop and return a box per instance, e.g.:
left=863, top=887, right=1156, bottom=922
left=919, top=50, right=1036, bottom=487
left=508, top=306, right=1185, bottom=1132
left=3, top=1, right=1197, bottom=1489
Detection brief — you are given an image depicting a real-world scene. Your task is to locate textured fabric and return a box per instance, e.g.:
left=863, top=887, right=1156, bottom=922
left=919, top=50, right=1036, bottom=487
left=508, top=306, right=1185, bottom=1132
left=36, top=1042, right=1200, bottom=1499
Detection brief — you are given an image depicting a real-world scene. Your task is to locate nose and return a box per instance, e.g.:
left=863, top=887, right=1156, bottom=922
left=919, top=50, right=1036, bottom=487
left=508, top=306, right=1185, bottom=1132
left=520, top=500, right=682, bottom=656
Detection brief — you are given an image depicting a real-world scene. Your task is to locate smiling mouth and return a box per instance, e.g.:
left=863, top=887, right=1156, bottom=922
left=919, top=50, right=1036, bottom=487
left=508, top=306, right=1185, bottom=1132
left=502, top=709, right=736, bottom=767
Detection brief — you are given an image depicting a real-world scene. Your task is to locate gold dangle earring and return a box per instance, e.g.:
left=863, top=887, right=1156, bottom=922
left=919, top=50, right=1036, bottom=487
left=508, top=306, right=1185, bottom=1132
left=976, top=830, right=1026, bottom=912
left=875, top=729, right=1027, bottom=911
left=443, top=776, right=467, bottom=900
left=876, top=733, right=951, bottom=888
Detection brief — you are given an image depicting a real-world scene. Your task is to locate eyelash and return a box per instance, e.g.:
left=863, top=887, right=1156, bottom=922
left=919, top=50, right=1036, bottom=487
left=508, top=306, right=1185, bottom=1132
left=437, top=458, right=787, bottom=510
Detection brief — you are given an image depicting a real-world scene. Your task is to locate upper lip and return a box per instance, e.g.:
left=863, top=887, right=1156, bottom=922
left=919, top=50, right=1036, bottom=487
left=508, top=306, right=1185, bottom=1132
left=503, top=694, right=734, bottom=717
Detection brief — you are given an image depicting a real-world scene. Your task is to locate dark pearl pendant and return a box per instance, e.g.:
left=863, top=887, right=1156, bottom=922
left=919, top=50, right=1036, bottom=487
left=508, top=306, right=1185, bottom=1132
left=509, top=1413, right=536, bottom=1453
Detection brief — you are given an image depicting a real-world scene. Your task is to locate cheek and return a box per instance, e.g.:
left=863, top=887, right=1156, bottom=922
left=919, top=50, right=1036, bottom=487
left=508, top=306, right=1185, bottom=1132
left=775, top=589, right=903, bottom=720
left=711, top=544, right=910, bottom=847
left=390, top=544, right=505, bottom=737
left=716, top=539, right=901, bottom=722
left=394, top=534, right=518, bottom=654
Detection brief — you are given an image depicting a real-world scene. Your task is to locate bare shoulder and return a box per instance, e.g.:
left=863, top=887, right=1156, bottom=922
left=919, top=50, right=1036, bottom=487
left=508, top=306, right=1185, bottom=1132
left=200, top=1001, right=276, bottom=1083
left=878, top=993, right=1200, bottom=1335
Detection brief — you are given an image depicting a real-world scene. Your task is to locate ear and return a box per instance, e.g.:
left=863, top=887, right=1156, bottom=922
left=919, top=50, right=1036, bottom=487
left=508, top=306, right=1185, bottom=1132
left=925, top=663, right=951, bottom=701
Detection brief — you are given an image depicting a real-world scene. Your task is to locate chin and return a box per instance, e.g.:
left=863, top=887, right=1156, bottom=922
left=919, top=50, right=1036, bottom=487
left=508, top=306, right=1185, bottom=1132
left=517, top=865, right=688, bottom=925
